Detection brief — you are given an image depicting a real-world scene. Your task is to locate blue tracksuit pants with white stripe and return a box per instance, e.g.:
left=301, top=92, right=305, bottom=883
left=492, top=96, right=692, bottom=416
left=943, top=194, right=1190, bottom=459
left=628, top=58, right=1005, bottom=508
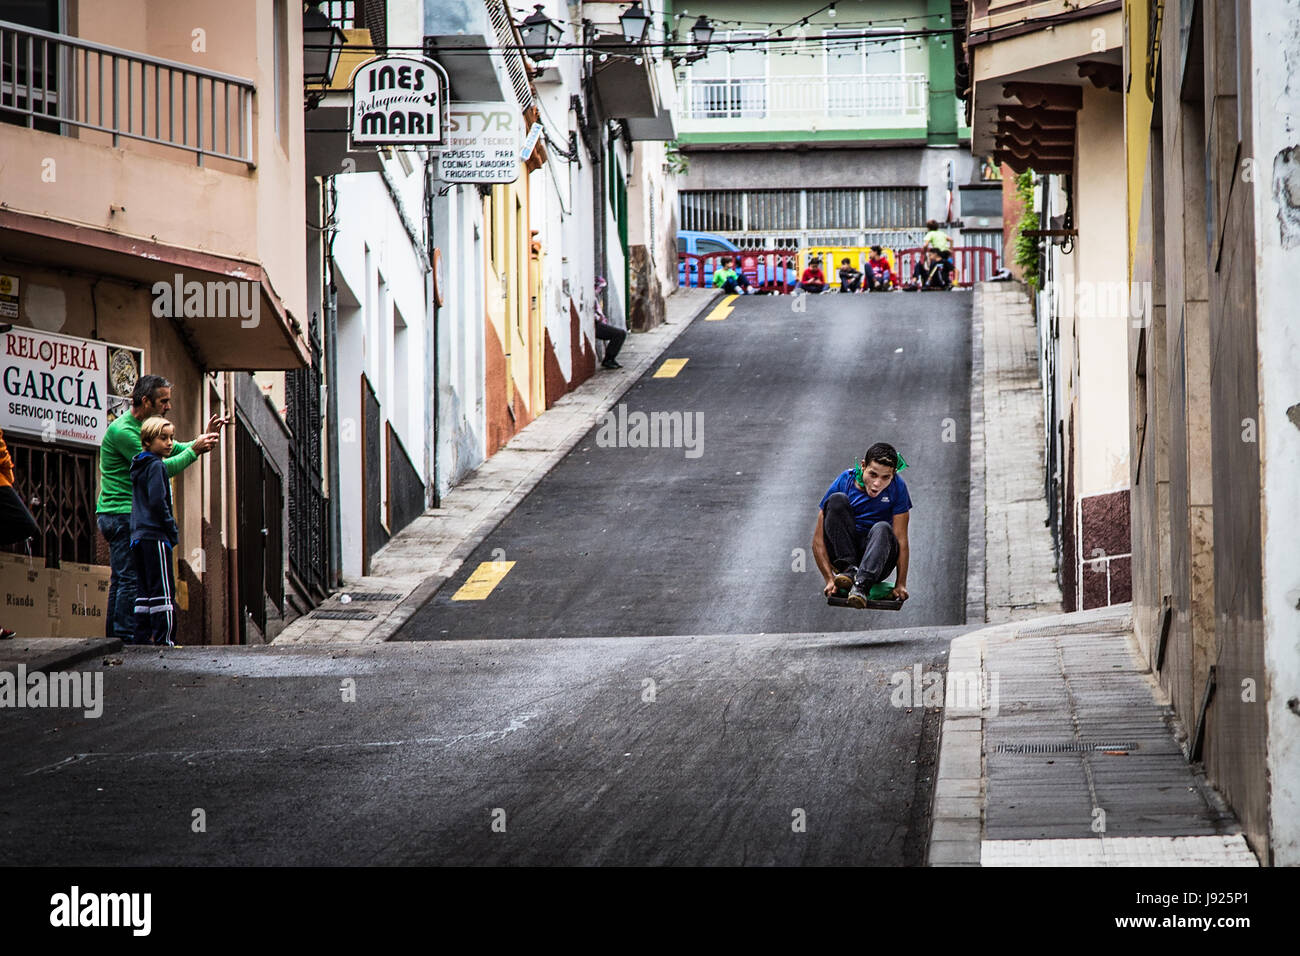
left=131, top=539, right=176, bottom=646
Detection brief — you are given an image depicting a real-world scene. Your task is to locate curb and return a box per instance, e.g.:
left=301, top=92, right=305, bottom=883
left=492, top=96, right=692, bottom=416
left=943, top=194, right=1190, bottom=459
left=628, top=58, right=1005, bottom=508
left=0, top=637, right=124, bottom=674
left=965, top=284, right=986, bottom=626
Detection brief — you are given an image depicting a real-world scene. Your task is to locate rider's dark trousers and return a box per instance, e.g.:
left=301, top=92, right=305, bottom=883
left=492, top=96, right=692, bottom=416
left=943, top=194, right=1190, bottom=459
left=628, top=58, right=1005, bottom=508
left=822, top=492, right=899, bottom=586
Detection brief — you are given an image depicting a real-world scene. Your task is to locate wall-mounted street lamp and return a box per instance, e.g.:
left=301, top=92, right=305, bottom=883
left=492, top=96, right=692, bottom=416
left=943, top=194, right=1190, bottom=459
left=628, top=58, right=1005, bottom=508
left=620, top=2, right=650, bottom=44
left=521, top=4, right=563, bottom=61
left=303, top=2, right=346, bottom=108
left=690, top=15, right=714, bottom=49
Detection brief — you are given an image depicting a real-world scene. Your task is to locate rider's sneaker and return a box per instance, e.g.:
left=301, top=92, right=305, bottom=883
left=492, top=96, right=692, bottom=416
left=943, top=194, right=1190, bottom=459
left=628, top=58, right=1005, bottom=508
left=846, top=585, right=869, bottom=609
left=833, top=567, right=857, bottom=592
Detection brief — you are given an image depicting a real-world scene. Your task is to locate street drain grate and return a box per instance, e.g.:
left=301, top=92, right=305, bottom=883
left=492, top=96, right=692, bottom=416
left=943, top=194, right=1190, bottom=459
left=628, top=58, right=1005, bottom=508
left=312, top=609, right=377, bottom=620
left=994, top=741, right=1138, bottom=754
left=339, top=591, right=403, bottom=602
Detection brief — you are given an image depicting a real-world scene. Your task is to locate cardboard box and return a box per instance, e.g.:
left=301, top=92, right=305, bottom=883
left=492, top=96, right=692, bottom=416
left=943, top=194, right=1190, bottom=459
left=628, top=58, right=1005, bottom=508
left=52, top=562, right=111, bottom=638
left=0, top=552, right=57, bottom=637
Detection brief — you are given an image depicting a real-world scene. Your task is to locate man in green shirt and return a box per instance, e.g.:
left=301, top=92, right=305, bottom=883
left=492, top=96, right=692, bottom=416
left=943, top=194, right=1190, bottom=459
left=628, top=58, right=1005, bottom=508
left=97, top=374, right=224, bottom=641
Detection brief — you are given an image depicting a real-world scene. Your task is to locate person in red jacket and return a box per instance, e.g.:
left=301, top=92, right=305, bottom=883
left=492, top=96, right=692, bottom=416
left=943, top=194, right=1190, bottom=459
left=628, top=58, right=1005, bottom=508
left=799, top=257, right=827, bottom=294
left=866, top=246, right=897, bottom=291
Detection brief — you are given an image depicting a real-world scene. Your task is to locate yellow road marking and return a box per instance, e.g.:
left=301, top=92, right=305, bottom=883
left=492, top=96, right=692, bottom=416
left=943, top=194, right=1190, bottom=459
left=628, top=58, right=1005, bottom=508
left=452, top=561, right=516, bottom=600
left=705, top=294, right=738, bottom=321
left=653, top=358, right=689, bottom=378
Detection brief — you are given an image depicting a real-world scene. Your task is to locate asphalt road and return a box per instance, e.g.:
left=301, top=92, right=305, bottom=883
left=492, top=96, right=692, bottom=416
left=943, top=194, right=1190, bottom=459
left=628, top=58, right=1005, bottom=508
left=400, top=288, right=972, bottom=640
left=0, top=289, right=975, bottom=866
left=0, top=632, right=958, bottom=865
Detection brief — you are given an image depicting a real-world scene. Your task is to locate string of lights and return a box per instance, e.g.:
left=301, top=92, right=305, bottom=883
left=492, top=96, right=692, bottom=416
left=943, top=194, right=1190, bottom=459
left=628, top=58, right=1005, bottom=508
left=311, top=27, right=959, bottom=57
left=504, top=3, right=950, bottom=35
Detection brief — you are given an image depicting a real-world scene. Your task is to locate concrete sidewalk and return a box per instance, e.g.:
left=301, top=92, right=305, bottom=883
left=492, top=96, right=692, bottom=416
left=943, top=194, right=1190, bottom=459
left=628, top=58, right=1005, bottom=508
left=929, top=605, right=1256, bottom=866
left=274, top=287, right=719, bottom=647
left=934, top=282, right=1255, bottom=866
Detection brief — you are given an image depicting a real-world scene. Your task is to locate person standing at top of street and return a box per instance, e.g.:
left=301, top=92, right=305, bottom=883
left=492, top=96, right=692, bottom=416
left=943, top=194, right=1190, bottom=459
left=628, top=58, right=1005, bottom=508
left=97, top=374, right=225, bottom=640
left=130, top=417, right=181, bottom=647
left=593, top=276, right=627, bottom=370
left=800, top=257, right=828, bottom=294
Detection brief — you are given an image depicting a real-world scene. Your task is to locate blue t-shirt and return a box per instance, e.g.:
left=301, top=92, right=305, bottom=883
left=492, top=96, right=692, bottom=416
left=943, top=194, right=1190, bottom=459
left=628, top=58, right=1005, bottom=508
left=819, top=469, right=912, bottom=533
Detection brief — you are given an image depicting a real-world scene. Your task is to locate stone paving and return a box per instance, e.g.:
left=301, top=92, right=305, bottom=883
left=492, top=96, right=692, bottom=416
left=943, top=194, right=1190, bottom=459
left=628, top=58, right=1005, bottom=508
left=976, top=282, right=1062, bottom=623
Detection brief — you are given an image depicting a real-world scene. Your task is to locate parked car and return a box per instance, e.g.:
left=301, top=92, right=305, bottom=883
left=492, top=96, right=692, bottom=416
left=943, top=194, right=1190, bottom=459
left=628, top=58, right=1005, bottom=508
left=676, top=231, right=797, bottom=292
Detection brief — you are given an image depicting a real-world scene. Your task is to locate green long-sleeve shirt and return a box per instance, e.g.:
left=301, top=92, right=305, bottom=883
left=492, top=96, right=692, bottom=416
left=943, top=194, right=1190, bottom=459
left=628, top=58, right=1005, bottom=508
left=96, top=413, right=197, bottom=514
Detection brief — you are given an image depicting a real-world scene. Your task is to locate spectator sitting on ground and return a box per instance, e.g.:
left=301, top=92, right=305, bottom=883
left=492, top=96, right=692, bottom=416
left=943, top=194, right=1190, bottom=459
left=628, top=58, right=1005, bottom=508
left=731, top=257, right=755, bottom=294
left=712, top=256, right=750, bottom=295
left=918, top=249, right=953, bottom=290
left=800, top=257, right=828, bottom=294
left=866, top=246, right=897, bottom=291
left=837, top=258, right=863, bottom=293
left=593, top=276, right=626, bottom=369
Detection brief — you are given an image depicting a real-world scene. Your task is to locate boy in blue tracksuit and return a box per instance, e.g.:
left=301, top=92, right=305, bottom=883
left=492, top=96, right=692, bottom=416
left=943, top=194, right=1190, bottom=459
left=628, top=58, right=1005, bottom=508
left=130, top=416, right=180, bottom=646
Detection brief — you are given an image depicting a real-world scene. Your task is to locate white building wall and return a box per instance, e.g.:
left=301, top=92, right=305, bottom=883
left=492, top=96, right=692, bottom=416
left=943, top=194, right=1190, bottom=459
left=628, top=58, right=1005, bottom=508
left=433, top=183, right=488, bottom=494
left=328, top=158, right=431, bottom=582
left=1253, top=0, right=1300, bottom=867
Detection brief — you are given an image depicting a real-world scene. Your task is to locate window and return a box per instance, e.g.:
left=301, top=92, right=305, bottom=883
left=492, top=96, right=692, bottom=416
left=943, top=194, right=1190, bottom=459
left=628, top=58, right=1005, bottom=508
left=696, top=238, right=732, bottom=255
left=824, top=28, right=905, bottom=115
left=273, top=0, right=289, bottom=152
left=688, top=31, right=766, bottom=118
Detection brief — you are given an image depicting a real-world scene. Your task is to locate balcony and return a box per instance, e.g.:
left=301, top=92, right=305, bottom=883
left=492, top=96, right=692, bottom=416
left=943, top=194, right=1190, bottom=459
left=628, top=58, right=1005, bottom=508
left=0, top=18, right=254, bottom=165
left=676, top=73, right=929, bottom=143
left=0, top=18, right=309, bottom=370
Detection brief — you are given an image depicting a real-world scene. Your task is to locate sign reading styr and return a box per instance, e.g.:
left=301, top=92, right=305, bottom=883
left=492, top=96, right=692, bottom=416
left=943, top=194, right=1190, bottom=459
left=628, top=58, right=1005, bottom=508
left=437, top=103, right=522, bottom=184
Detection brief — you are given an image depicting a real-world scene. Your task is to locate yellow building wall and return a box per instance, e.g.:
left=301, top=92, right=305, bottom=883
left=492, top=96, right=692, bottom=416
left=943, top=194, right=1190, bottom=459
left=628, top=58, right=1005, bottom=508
left=1125, top=0, right=1156, bottom=280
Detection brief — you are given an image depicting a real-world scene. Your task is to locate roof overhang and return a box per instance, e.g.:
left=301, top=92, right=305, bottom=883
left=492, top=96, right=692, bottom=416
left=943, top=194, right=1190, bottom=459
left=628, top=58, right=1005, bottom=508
left=0, top=210, right=309, bottom=370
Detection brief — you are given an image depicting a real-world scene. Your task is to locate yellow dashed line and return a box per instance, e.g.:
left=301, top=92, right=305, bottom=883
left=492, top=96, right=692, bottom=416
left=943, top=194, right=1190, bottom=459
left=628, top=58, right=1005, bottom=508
left=452, top=561, right=516, bottom=600
left=653, top=358, right=689, bottom=378
left=705, top=294, right=738, bottom=321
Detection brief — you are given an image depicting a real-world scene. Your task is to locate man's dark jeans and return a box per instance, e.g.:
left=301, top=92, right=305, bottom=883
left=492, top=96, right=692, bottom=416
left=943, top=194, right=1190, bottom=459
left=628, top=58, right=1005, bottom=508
left=97, top=512, right=137, bottom=640
left=822, top=492, right=899, bottom=587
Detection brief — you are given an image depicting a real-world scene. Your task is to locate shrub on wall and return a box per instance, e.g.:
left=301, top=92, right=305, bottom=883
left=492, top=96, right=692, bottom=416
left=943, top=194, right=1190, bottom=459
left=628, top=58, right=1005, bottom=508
left=1012, top=170, right=1041, bottom=291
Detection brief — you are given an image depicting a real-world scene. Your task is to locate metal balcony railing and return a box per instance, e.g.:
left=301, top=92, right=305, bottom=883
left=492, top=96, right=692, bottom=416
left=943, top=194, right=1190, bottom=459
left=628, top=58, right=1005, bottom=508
left=681, top=73, right=927, bottom=121
left=0, top=19, right=255, bottom=166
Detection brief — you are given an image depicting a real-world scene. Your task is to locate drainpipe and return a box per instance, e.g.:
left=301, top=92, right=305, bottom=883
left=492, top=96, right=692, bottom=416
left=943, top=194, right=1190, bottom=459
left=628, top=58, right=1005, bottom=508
left=223, top=371, right=239, bottom=643
left=324, top=176, right=343, bottom=589
left=425, top=157, right=440, bottom=508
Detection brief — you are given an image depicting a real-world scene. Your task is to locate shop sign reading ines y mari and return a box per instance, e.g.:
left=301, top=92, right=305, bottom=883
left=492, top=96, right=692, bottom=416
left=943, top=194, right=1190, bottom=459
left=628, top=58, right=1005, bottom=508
left=0, top=327, right=141, bottom=446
